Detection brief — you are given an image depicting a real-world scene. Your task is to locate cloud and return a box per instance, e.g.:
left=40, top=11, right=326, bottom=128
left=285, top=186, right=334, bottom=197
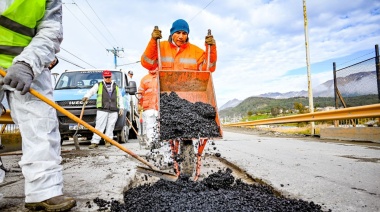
left=55, top=0, right=380, bottom=107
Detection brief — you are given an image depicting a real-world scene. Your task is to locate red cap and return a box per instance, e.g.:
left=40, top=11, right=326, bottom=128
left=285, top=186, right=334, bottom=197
left=103, top=70, right=112, bottom=77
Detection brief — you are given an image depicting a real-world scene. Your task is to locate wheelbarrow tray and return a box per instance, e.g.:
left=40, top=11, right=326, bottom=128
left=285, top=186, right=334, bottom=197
left=158, top=70, right=223, bottom=139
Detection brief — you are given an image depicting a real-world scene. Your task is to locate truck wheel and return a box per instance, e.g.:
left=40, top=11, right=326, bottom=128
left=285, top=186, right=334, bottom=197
left=117, top=125, right=129, bottom=143
left=180, top=139, right=195, bottom=177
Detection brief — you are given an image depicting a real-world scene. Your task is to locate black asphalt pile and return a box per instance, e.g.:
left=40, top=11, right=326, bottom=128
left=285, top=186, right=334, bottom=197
left=92, top=168, right=328, bottom=212
left=159, top=92, right=221, bottom=140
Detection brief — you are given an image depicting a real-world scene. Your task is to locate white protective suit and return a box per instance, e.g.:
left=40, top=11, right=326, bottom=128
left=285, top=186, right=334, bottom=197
left=0, top=0, right=64, bottom=203
left=83, top=81, right=124, bottom=144
left=143, top=109, right=159, bottom=144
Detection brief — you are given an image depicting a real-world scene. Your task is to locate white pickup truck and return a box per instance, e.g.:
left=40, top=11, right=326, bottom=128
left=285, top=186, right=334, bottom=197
left=53, top=69, right=138, bottom=144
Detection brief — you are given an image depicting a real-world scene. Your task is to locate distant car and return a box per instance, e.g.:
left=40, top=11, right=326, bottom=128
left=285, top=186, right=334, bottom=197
left=53, top=69, right=138, bottom=144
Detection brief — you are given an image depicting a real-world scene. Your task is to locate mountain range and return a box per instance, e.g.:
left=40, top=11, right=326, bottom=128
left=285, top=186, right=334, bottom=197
left=219, top=71, right=377, bottom=111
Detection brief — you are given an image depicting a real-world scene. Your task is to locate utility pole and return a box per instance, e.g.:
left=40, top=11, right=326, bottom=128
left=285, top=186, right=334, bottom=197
left=106, top=47, right=124, bottom=69
left=303, top=0, right=315, bottom=135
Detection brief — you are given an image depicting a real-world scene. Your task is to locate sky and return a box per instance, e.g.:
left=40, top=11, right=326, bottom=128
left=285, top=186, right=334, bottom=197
left=54, top=0, right=380, bottom=107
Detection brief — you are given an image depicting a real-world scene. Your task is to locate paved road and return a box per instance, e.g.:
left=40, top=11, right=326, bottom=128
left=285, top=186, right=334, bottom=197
left=217, top=128, right=380, bottom=212
left=0, top=129, right=379, bottom=211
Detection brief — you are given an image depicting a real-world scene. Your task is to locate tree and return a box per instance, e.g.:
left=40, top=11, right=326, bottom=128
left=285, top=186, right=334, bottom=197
left=271, top=107, right=279, bottom=117
left=294, top=102, right=305, bottom=114
left=247, top=111, right=253, bottom=116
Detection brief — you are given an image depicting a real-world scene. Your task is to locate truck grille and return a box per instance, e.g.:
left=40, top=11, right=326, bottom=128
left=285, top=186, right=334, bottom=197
left=56, top=99, right=96, bottom=107
left=56, top=99, right=97, bottom=124
left=58, top=115, right=96, bottom=124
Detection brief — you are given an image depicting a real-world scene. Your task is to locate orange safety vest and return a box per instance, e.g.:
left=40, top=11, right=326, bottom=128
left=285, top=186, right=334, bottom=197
left=138, top=73, right=158, bottom=110
left=141, top=38, right=217, bottom=72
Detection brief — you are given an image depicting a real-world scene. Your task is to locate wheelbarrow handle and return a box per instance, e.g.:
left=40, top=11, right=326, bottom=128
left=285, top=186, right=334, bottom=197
left=206, top=29, right=212, bottom=72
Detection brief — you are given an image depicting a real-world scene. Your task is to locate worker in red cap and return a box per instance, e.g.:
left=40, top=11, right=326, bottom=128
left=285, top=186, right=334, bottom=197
left=82, top=70, right=124, bottom=148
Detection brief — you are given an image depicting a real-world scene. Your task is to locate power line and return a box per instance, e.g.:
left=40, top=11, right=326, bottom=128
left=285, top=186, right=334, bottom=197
left=189, top=0, right=215, bottom=22
left=117, top=61, right=140, bottom=67
left=85, top=0, right=121, bottom=47
left=63, top=4, right=108, bottom=49
left=56, top=55, right=85, bottom=69
left=337, top=50, right=375, bottom=66
left=72, top=0, right=115, bottom=47
left=61, top=47, right=97, bottom=68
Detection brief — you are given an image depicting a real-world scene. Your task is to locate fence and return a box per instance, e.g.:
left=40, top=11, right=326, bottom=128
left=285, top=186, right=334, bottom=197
left=333, top=44, right=380, bottom=108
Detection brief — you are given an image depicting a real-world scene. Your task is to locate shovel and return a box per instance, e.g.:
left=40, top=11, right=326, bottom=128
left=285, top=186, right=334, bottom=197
left=126, top=116, right=145, bottom=148
left=0, top=69, right=178, bottom=182
left=72, top=101, right=86, bottom=150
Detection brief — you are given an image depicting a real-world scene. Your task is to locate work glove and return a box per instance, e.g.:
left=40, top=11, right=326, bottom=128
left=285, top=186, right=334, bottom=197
left=82, top=97, right=88, bottom=104
left=205, top=35, right=216, bottom=45
left=151, top=28, right=162, bottom=40
left=118, top=108, right=123, bottom=116
left=1, top=62, right=34, bottom=95
left=138, top=104, right=143, bottom=112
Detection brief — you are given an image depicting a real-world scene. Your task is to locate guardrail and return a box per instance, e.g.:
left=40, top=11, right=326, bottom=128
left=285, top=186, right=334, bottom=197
left=223, top=103, right=380, bottom=127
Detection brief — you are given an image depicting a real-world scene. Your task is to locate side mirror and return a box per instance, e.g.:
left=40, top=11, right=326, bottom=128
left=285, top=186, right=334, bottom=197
left=126, top=81, right=137, bottom=95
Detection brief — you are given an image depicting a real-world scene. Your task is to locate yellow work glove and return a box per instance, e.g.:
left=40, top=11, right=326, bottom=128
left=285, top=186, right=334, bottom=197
left=138, top=105, right=143, bottom=112
left=81, top=97, right=88, bottom=104
left=119, top=108, right=123, bottom=116
left=151, top=28, right=162, bottom=40
left=205, top=35, right=216, bottom=45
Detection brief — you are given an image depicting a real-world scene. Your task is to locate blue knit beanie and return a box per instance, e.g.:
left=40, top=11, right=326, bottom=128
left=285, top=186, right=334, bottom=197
left=170, top=19, right=189, bottom=35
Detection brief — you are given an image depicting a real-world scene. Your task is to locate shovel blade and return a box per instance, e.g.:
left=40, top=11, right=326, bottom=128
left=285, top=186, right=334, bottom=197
left=72, top=135, right=80, bottom=150
left=136, top=166, right=178, bottom=182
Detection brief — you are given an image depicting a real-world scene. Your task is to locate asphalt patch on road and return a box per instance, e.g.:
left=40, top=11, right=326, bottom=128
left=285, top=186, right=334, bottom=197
left=91, top=168, right=329, bottom=211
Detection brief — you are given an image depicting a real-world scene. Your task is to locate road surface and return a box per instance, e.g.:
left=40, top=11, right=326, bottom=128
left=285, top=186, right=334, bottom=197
left=0, top=127, right=379, bottom=211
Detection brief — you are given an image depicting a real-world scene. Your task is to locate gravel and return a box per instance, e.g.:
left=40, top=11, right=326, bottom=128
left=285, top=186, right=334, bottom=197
left=92, top=168, right=329, bottom=212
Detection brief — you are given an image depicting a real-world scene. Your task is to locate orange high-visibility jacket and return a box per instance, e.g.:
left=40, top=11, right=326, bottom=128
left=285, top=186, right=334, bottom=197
left=138, top=73, right=159, bottom=111
left=141, top=38, right=217, bottom=72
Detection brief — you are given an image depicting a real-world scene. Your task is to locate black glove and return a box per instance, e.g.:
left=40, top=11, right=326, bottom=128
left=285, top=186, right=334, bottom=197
left=1, top=62, right=34, bottom=95
left=151, top=28, right=162, bottom=40
left=205, top=35, right=216, bottom=45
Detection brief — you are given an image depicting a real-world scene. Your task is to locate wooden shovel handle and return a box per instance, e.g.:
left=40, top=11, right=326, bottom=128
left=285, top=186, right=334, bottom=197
left=0, top=69, right=158, bottom=170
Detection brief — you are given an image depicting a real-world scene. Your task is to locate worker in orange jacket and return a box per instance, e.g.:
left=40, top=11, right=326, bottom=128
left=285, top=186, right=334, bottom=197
left=141, top=19, right=217, bottom=72
left=137, top=68, right=159, bottom=148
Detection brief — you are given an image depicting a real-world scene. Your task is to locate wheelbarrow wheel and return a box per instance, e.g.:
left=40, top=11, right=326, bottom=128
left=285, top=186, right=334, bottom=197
left=180, top=139, right=195, bottom=177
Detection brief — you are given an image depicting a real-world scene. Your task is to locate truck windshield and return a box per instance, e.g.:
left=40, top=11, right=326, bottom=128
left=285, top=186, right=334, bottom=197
left=55, top=71, right=122, bottom=89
